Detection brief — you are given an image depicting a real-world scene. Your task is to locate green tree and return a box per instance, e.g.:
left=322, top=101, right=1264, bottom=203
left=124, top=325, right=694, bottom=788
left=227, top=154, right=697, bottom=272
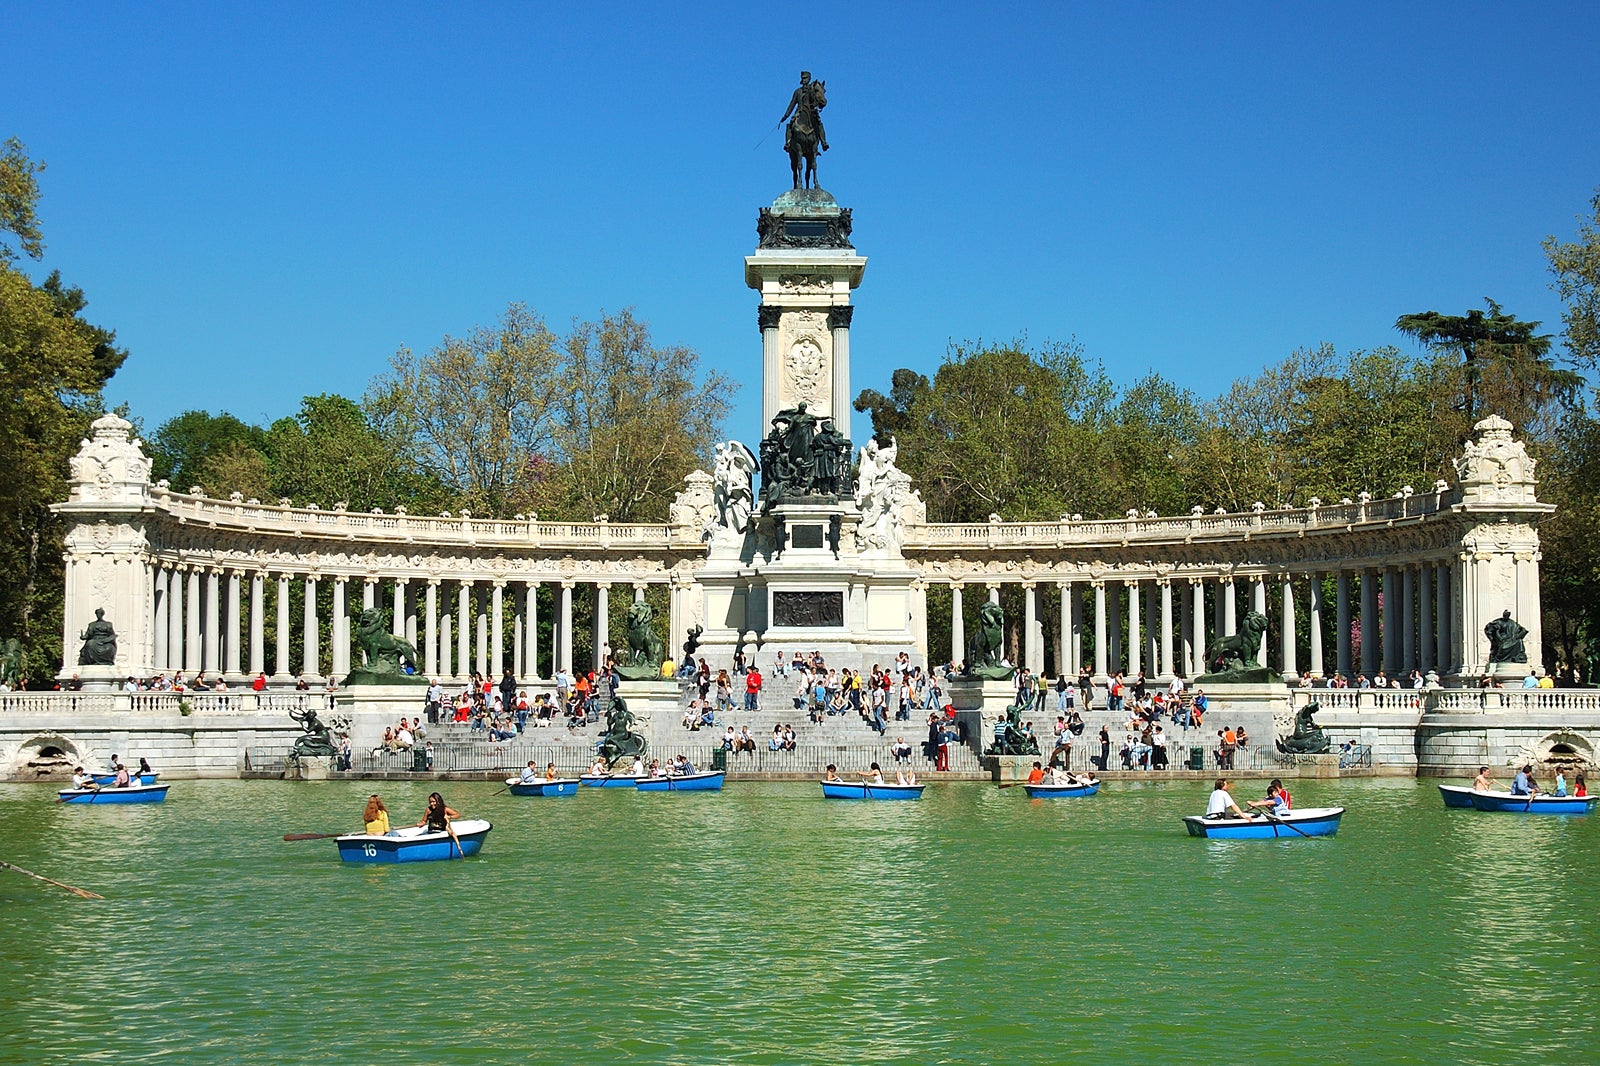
left=267, top=395, right=448, bottom=511
left=1544, top=188, right=1600, bottom=372
left=365, top=303, right=564, bottom=515
left=1394, top=299, right=1574, bottom=425
left=148, top=410, right=269, bottom=491
left=0, top=137, right=126, bottom=680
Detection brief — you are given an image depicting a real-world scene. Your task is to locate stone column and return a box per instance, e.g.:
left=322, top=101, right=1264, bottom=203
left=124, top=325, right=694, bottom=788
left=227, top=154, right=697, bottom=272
left=457, top=582, right=471, bottom=681
left=910, top=578, right=929, bottom=664
left=1108, top=583, right=1122, bottom=672
left=392, top=579, right=408, bottom=639
left=476, top=588, right=488, bottom=676
left=1223, top=578, right=1237, bottom=637
left=1159, top=579, right=1174, bottom=679
left=1251, top=576, right=1267, bottom=663
left=1280, top=575, right=1297, bottom=680
left=559, top=581, right=574, bottom=673
left=204, top=569, right=221, bottom=674
left=759, top=305, right=782, bottom=427
left=1189, top=579, right=1205, bottom=676
left=331, top=577, right=347, bottom=677
left=275, top=574, right=291, bottom=679
left=302, top=576, right=319, bottom=679
left=424, top=580, right=438, bottom=679
left=405, top=584, right=418, bottom=650
left=525, top=581, right=540, bottom=680
left=1359, top=570, right=1378, bottom=677
left=1023, top=582, right=1039, bottom=674
left=988, top=584, right=1000, bottom=606
left=1401, top=566, right=1417, bottom=675
left=828, top=305, right=852, bottom=423
left=1418, top=564, right=1433, bottom=673
left=1057, top=581, right=1072, bottom=678
left=362, top=579, right=376, bottom=612
left=1515, top=553, right=1545, bottom=676
left=1092, top=581, right=1108, bottom=680
left=1382, top=566, right=1401, bottom=675
left=152, top=566, right=169, bottom=671
left=249, top=571, right=264, bottom=677
left=1179, top=579, right=1194, bottom=675
left=492, top=581, right=505, bottom=678
left=168, top=567, right=186, bottom=673
left=439, top=609, right=452, bottom=680
left=1434, top=563, right=1451, bottom=675
left=593, top=582, right=610, bottom=670
left=1125, top=579, right=1141, bottom=676
left=1335, top=571, right=1352, bottom=679
left=225, top=569, right=242, bottom=678
left=950, top=583, right=965, bottom=667
left=185, top=567, right=202, bottom=675
left=1308, top=572, right=1325, bottom=678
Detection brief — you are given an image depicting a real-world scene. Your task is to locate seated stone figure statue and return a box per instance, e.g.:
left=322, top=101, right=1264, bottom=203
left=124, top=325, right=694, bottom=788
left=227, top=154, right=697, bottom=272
left=1276, top=703, right=1330, bottom=756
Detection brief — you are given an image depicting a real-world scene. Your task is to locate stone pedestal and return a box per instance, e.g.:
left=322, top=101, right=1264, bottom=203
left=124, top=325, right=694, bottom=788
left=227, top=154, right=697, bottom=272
left=1299, top=753, right=1341, bottom=778
left=947, top=678, right=1022, bottom=756
left=987, top=753, right=1038, bottom=783
left=285, top=755, right=331, bottom=780
left=1487, top=661, right=1534, bottom=681
left=614, top=679, right=678, bottom=751
left=335, top=685, right=433, bottom=750
left=67, top=665, right=124, bottom=693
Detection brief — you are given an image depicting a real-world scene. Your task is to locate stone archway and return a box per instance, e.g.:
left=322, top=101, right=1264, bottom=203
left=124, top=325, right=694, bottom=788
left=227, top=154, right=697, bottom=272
left=5, top=733, right=89, bottom=781
left=1528, top=729, right=1594, bottom=771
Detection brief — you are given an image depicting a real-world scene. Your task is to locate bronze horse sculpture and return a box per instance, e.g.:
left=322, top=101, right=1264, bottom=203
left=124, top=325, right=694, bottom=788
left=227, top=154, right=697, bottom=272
left=787, top=79, right=827, bottom=190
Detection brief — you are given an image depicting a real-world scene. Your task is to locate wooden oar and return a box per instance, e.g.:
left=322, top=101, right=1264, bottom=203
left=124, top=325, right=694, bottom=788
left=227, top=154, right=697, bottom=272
left=1258, top=809, right=1312, bottom=838
left=282, top=832, right=345, bottom=841
left=0, top=859, right=104, bottom=899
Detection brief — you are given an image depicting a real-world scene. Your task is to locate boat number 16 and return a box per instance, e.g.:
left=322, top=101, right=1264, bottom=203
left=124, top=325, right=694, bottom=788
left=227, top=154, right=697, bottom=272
left=363, top=844, right=377, bottom=857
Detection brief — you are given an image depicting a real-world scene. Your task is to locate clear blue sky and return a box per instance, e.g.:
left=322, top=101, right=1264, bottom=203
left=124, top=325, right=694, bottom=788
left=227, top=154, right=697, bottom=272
left=7, top=2, right=1599, bottom=450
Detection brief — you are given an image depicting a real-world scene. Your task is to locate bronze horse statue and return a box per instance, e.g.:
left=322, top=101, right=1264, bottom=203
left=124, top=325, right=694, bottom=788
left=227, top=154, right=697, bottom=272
left=787, top=79, right=827, bottom=190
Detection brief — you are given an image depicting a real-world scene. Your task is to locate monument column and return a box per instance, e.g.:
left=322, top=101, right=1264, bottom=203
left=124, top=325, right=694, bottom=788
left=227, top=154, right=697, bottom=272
left=759, top=306, right=782, bottom=422
left=152, top=566, right=169, bottom=671
left=1189, top=579, right=1205, bottom=676
left=1418, top=564, right=1433, bottom=673
left=248, top=571, right=264, bottom=677
left=1359, top=570, right=1379, bottom=677
left=185, top=566, right=203, bottom=675
left=950, top=582, right=965, bottom=667
left=457, top=582, right=471, bottom=682
left=1382, top=566, right=1401, bottom=676
left=828, top=306, right=853, bottom=424
left=1056, top=581, right=1072, bottom=678
left=331, top=577, right=347, bottom=678
left=1280, top=575, right=1297, bottom=681
left=593, top=582, right=610, bottom=671
left=1092, top=581, right=1108, bottom=681
left=559, top=581, right=574, bottom=673
left=424, top=580, right=438, bottom=678
left=168, top=566, right=185, bottom=673
left=362, top=578, right=376, bottom=612
left=1401, top=566, right=1417, bottom=674
left=1308, top=572, right=1325, bottom=678
left=392, top=579, right=408, bottom=640
left=1336, top=570, right=1353, bottom=678
left=1223, top=578, right=1237, bottom=637
left=1159, top=579, right=1174, bottom=679
left=476, top=587, right=488, bottom=676
left=274, top=574, right=291, bottom=679
left=491, top=581, right=505, bottom=678
left=204, top=568, right=221, bottom=675
left=1023, top=582, right=1039, bottom=674
left=1125, top=579, right=1141, bottom=676
left=1251, top=576, right=1267, bottom=664
left=225, top=569, right=242, bottom=678
left=438, top=606, right=452, bottom=680
left=1434, top=562, right=1451, bottom=675
left=302, top=576, right=320, bottom=680
left=525, top=580, right=540, bottom=680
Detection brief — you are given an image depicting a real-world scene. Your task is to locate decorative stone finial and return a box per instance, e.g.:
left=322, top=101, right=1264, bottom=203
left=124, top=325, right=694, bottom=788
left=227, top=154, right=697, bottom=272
left=1456, top=412, right=1539, bottom=504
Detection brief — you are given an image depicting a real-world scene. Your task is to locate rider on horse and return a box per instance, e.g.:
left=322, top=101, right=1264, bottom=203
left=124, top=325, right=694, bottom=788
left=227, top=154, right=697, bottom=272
left=781, top=71, right=828, bottom=154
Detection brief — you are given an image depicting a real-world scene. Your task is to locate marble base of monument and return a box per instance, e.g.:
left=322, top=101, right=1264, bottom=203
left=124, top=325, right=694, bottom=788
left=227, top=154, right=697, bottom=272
left=285, top=755, right=331, bottom=781
left=613, top=679, right=677, bottom=749
left=987, top=754, right=1038, bottom=783
left=1487, top=661, right=1534, bottom=680
left=63, top=665, right=123, bottom=692
left=335, top=685, right=432, bottom=750
left=947, top=678, right=1021, bottom=757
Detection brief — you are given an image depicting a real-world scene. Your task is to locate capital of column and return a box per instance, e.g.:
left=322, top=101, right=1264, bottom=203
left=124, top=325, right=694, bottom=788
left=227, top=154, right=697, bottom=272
left=1021, top=581, right=1037, bottom=591
left=827, top=305, right=854, bottom=330
left=560, top=579, right=576, bottom=589
left=594, top=581, right=613, bottom=591
left=491, top=578, right=508, bottom=589
left=757, top=305, right=782, bottom=332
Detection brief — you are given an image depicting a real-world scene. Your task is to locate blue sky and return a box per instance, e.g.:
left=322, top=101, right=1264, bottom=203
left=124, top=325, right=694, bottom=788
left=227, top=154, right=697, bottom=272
left=6, top=2, right=1599, bottom=450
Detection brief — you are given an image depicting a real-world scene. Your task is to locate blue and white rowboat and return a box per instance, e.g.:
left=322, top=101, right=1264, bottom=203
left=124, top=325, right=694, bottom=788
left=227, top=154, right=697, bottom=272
left=335, top=819, right=492, bottom=863
left=635, top=770, right=725, bottom=792
left=1021, top=780, right=1100, bottom=799
left=1183, top=806, right=1344, bottom=839
left=92, top=772, right=159, bottom=786
left=506, top=777, right=581, bottom=797
left=1439, top=784, right=1477, bottom=809
left=579, top=775, right=641, bottom=788
left=1467, top=790, right=1597, bottom=815
left=58, top=783, right=170, bottom=805
left=821, top=780, right=925, bottom=800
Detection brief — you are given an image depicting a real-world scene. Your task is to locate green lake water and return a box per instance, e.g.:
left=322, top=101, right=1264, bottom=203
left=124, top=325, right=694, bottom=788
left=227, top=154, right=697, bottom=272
left=0, top=778, right=1594, bottom=1065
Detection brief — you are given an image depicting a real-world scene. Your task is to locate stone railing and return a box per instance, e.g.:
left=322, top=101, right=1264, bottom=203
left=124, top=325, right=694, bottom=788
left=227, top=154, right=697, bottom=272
left=903, top=488, right=1457, bottom=550
left=1293, top=688, right=1600, bottom=716
left=0, top=691, right=333, bottom=716
left=147, top=486, right=684, bottom=551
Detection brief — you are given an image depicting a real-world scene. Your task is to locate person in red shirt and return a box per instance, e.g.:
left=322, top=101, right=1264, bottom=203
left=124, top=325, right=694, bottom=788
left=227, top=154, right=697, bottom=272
left=251, top=672, right=266, bottom=692
left=1027, top=761, right=1044, bottom=784
left=745, top=667, right=763, bottom=711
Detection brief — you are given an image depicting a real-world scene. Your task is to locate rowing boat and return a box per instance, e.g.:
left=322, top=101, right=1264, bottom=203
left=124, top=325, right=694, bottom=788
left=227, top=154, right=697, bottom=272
left=58, top=783, right=170, bottom=805
left=92, top=772, right=159, bottom=786
left=579, top=774, right=641, bottom=788
left=1466, top=790, right=1596, bottom=815
left=1438, top=784, right=1476, bottom=809
left=635, top=770, right=725, bottom=792
left=821, top=780, right=924, bottom=800
left=1021, top=780, right=1100, bottom=799
left=505, top=777, right=581, bottom=797
left=1182, top=806, right=1344, bottom=839
left=335, top=819, right=492, bottom=863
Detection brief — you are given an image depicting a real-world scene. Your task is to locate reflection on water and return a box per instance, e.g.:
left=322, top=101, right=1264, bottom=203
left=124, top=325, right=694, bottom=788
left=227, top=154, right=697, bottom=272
left=0, top=779, right=1596, bottom=1064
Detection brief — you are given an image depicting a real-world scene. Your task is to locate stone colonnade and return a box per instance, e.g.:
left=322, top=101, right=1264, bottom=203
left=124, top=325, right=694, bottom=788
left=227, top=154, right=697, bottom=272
left=939, top=559, right=1516, bottom=683
left=140, top=567, right=688, bottom=685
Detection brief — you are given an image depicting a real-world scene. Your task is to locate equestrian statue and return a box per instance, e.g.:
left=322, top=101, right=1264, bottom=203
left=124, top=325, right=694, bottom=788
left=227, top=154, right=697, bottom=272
left=780, top=70, right=828, bottom=189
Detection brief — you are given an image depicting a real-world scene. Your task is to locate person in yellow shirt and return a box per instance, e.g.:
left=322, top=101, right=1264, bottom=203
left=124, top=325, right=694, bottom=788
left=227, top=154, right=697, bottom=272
left=363, top=794, right=391, bottom=835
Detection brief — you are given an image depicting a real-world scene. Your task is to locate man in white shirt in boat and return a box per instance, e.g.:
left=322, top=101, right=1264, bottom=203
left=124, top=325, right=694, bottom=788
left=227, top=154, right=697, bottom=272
left=518, top=760, right=540, bottom=785
left=630, top=756, right=644, bottom=777
left=1472, top=765, right=1499, bottom=792
left=589, top=757, right=609, bottom=777
left=71, top=766, right=95, bottom=790
left=1206, top=778, right=1250, bottom=819
left=858, top=762, right=886, bottom=785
